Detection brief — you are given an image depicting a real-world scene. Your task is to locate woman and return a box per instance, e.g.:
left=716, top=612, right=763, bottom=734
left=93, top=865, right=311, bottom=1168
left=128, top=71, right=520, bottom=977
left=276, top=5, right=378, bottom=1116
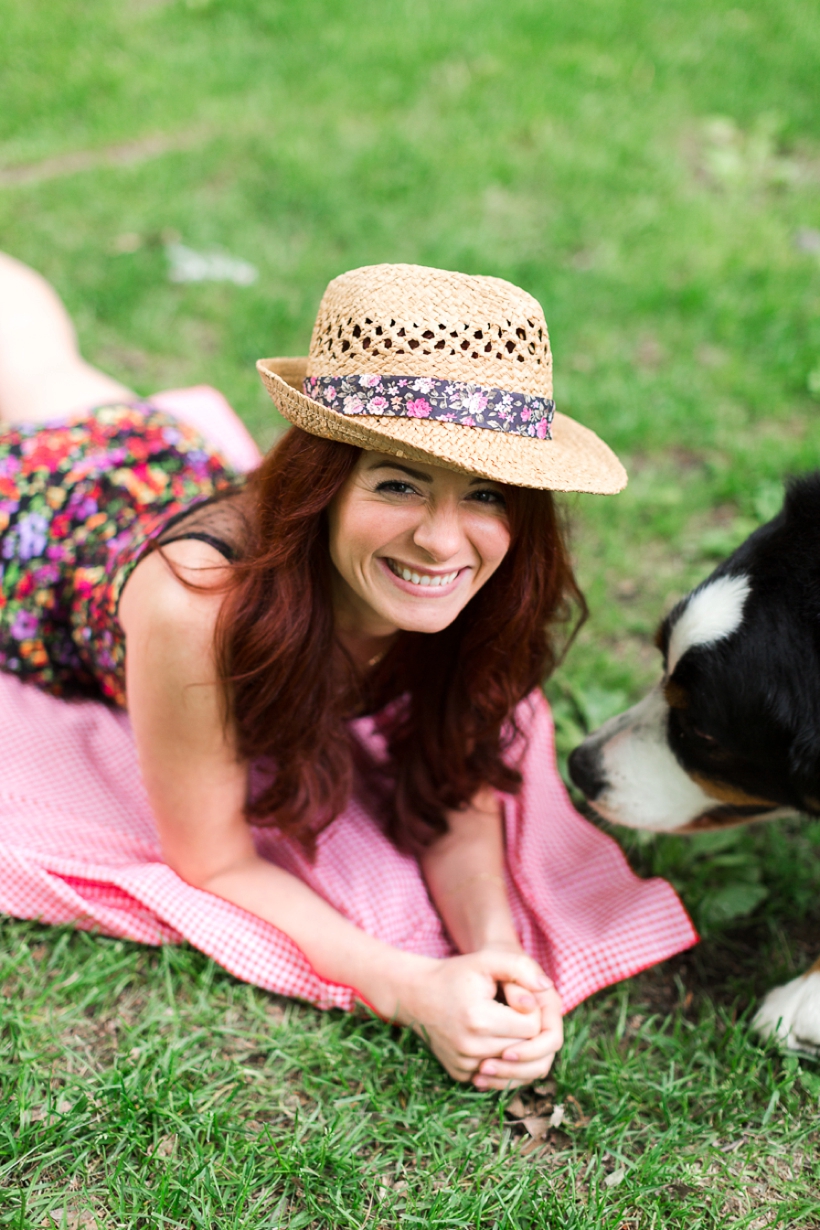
left=0, top=254, right=685, bottom=1089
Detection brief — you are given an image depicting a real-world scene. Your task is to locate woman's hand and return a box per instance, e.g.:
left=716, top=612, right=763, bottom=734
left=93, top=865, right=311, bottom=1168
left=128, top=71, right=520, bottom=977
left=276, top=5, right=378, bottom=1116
left=473, top=982, right=563, bottom=1090
left=396, top=948, right=551, bottom=1083
left=465, top=940, right=564, bottom=1091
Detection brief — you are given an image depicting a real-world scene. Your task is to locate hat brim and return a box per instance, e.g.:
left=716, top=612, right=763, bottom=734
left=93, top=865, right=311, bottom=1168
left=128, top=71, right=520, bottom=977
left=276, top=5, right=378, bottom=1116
left=257, top=358, right=627, bottom=495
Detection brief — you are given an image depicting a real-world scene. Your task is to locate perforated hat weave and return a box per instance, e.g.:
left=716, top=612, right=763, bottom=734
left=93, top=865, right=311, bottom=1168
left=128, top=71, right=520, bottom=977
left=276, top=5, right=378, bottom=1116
left=257, top=264, right=626, bottom=493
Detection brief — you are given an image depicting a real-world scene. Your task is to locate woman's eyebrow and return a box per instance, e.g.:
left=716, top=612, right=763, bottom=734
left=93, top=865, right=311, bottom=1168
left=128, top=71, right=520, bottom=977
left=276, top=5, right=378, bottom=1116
left=369, top=461, right=433, bottom=482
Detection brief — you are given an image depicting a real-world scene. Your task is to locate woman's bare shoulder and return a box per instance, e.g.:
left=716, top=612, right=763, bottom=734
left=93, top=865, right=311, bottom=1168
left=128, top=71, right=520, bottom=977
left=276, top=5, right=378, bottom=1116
left=119, top=539, right=230, bottom=645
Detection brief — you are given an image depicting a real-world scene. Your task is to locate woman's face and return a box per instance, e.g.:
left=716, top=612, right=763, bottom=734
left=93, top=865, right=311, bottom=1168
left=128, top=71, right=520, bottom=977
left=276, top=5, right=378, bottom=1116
left=327, top=450, right=512, bottom=638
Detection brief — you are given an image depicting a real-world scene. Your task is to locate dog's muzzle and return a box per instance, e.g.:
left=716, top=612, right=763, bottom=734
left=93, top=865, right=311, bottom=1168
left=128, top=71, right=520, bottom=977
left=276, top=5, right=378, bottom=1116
left=567, top=743, right=607, bottom=801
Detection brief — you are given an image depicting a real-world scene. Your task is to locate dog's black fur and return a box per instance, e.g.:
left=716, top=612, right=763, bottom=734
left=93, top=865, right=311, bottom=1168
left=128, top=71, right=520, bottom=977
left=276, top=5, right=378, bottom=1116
left=654, top=472, right=820, bottom=816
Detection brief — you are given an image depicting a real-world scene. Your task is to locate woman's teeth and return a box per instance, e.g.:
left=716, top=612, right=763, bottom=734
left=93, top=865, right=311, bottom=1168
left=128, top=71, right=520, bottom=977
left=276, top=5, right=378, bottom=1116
left=388, top=560, right=459, bottom=588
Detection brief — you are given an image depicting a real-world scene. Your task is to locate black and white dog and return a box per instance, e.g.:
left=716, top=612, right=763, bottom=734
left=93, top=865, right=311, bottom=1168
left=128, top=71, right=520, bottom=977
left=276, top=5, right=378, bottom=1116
left=568, top=473, right=820, bottom=1054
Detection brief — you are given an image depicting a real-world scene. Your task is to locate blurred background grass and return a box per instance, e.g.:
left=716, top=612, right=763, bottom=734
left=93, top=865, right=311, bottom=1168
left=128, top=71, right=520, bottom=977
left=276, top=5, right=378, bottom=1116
left=2, top=1, right=820, bottom=1223
left=4, top=0, right=819, bottom=691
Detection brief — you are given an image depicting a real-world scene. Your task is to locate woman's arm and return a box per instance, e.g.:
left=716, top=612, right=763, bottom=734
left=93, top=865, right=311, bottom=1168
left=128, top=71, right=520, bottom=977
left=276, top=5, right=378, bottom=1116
left=421, top=788, right=565, bottom=1089
left=119, top=544, right=547, bottom=1083
left=420, top=786, right=523, bottom=957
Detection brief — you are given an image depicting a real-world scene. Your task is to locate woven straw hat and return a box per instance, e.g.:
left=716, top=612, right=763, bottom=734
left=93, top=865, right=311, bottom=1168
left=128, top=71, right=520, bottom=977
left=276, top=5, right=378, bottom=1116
left=256, top=264, right=626, bottom=494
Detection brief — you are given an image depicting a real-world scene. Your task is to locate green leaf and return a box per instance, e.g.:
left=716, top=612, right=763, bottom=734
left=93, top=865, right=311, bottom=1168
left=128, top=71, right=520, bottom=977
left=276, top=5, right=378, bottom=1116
left=699, top=881, right=769, bottom=927
left=798, top=1068, right=820, bottom=1099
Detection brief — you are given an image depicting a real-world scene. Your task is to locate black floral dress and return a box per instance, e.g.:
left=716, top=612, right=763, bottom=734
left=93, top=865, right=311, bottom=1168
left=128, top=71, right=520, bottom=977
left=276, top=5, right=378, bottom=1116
left=0, top=404, right=238, bottom=707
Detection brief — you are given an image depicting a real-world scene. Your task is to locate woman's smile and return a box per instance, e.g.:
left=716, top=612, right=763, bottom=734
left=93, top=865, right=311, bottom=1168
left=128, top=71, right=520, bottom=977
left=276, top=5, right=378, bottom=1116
left=380, top=556, right=464, bottom=594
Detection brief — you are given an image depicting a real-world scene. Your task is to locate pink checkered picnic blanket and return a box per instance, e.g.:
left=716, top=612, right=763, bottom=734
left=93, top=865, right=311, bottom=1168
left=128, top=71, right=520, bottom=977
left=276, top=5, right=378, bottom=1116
left=0, top=386, right=698, bottom=1012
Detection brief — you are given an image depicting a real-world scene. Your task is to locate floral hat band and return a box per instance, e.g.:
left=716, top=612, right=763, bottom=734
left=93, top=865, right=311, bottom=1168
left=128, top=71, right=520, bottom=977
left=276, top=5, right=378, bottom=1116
left=302, top=374, right=555, bottom=439
left=256, top=263, right=628, bottom=494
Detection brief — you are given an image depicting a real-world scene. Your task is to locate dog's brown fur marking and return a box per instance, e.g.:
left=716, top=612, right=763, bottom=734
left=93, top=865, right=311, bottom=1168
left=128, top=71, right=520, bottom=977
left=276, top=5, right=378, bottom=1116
left=677, top=810, right=758, bottom=833
left=664, top=678, right=689, bottom=710
left=690, top=772, right=776, bottom=809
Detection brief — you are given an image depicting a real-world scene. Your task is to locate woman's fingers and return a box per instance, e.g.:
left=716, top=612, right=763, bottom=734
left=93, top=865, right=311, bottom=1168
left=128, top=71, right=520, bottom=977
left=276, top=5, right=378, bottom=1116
left=501, top=980, right=539, bottom=1012
left=476, top=948, right=554, bottom=996
left=472, top=1047, right=558, bottom=1089
left=499, top=989, right=563, bottom=1060
left=473, top=1056, right=557, bottom=1088
left=477, top=999, right=541, bottom=1040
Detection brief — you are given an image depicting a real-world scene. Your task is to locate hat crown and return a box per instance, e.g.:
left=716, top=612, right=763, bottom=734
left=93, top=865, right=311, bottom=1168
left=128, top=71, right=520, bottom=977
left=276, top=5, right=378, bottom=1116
left=307, top=263, right=552, bottom=398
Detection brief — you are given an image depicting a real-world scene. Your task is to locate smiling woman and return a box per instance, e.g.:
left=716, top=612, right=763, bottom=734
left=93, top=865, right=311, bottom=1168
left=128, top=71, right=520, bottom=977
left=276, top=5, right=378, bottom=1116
left=0, top=255, right=698, bottom=1090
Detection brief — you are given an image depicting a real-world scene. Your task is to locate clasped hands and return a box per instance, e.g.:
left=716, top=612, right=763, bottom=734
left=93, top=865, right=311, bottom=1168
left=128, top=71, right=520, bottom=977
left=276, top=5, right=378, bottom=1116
left=400, top=943, right=563, bottom=1090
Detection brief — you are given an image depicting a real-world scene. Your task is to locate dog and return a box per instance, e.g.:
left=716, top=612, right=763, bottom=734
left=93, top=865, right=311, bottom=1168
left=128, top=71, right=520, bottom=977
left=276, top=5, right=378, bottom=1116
left=567, top=472, right=820, bottom=1054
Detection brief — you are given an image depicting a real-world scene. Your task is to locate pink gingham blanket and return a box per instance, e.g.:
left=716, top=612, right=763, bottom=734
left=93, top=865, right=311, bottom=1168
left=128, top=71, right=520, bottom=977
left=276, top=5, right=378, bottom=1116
left=0, top=386, right=698, bottom=1011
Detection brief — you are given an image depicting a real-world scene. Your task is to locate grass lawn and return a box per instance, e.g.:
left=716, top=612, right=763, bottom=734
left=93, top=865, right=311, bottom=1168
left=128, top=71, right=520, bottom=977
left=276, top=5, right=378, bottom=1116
left=2, top=0, right=820, bottom=1224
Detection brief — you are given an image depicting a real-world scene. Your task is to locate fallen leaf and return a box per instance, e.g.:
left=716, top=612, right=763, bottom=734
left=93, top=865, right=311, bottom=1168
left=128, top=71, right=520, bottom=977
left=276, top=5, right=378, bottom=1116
left=30, top=944, right=48, bottom=961
left=56, top=1100, right=71, bottom=1114
left=165, top=242, right=257, bottom=286
left=506, top=1094, right=529, bottom=1119
left=47, top=1210, right=97, bottom=1229
left=668, top=1183, right=697, bottom=1198
left=147, top=1133, right=177, bottom=1158
left=604, top=1166, right=626, bottom=1188
left=718, top=1137, right=747, bottom=1153
left=521, top=1115, right=551, bottom=1140
left=548, top=1104, right=565, bottom=1128
left=520, top=1135, right=544, bottom=1156
left=532, top=1079, right=556, bottom=1097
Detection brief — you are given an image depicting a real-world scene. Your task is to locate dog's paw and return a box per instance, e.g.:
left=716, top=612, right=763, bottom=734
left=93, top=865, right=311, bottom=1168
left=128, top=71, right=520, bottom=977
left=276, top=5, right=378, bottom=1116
left=753, top=971, right=820, bottom=1055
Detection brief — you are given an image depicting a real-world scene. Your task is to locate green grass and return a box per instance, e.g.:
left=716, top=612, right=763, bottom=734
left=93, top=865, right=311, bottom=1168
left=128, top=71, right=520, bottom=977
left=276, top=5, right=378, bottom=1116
left=2, top=918, right=819, bottom=1229
left=2, top=0, right=820, bottom=1224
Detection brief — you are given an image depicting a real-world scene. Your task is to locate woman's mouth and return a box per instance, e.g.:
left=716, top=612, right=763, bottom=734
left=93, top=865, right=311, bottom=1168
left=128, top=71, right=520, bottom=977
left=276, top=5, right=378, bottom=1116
left=379, top=557, right=464, bottom=594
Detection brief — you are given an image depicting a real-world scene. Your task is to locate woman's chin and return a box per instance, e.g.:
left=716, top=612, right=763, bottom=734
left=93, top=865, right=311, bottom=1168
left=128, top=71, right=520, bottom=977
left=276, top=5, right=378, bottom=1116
left=377, top=595, right=467, bottom=635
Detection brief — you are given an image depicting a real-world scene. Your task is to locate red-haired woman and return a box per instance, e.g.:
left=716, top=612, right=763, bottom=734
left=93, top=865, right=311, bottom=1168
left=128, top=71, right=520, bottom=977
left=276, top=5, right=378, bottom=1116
left=0, top=254, right=682, bottom=1089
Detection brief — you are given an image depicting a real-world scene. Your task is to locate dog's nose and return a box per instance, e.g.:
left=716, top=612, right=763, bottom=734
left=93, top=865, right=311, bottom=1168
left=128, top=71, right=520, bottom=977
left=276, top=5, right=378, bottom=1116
left=568, top=742, right=606, bottom=801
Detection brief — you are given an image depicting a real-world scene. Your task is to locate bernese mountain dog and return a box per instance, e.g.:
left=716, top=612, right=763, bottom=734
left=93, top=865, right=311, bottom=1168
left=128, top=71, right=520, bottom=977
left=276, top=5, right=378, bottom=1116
left=568, top=472, right=820, bottom=1055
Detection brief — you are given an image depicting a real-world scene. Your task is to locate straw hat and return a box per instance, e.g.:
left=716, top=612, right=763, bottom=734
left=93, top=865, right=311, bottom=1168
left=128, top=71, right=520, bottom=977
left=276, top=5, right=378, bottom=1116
left=256, top=263, right=626, bottom=494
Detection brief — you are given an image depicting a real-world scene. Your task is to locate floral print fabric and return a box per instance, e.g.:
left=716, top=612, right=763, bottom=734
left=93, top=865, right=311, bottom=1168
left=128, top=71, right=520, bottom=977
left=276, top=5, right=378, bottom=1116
left=0, top=405, right=237, bottom=707
left=303, top=374, right=555, bottom=439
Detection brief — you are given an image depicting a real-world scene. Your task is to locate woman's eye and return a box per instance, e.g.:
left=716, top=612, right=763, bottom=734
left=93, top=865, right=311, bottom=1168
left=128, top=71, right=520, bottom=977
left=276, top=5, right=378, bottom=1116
left=468, top=488, right=507, bottom=507
left=375, top=480, right=419, bottom=496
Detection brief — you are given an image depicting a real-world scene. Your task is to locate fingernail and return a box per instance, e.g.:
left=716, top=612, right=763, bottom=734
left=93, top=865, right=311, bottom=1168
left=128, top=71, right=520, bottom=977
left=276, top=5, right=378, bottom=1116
left=474, top=1077, right=488, bottom=1089
left=482, top=1062, right=498, bottom=1076
left=504, top=1051, right=519, bottom=1062
left=537, top=976, right=553, bottom=990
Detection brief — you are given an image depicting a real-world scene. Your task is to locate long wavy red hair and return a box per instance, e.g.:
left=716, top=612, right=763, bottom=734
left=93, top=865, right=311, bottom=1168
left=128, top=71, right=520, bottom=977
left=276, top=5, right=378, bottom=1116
left=214, top=427, right=585, bottom=851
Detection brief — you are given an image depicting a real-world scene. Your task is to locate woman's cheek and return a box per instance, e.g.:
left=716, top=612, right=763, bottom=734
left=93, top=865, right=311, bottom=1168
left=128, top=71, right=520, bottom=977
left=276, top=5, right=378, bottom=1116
left=473, top=518, right=511, bottom=573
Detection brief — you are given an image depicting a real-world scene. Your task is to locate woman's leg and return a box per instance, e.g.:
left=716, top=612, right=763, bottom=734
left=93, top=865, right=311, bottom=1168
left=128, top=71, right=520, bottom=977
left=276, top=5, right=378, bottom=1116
left=0, top=252, right=135, bottom=425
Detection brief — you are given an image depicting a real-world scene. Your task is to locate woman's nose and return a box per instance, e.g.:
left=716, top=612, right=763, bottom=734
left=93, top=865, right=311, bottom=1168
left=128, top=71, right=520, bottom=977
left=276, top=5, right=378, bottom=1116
left=412, top=502, right=463, bottom=561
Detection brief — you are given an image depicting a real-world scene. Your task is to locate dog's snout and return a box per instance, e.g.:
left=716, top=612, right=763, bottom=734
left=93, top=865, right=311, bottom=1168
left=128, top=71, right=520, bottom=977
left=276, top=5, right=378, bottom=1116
left=568, top=742, right=606, bottom=801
